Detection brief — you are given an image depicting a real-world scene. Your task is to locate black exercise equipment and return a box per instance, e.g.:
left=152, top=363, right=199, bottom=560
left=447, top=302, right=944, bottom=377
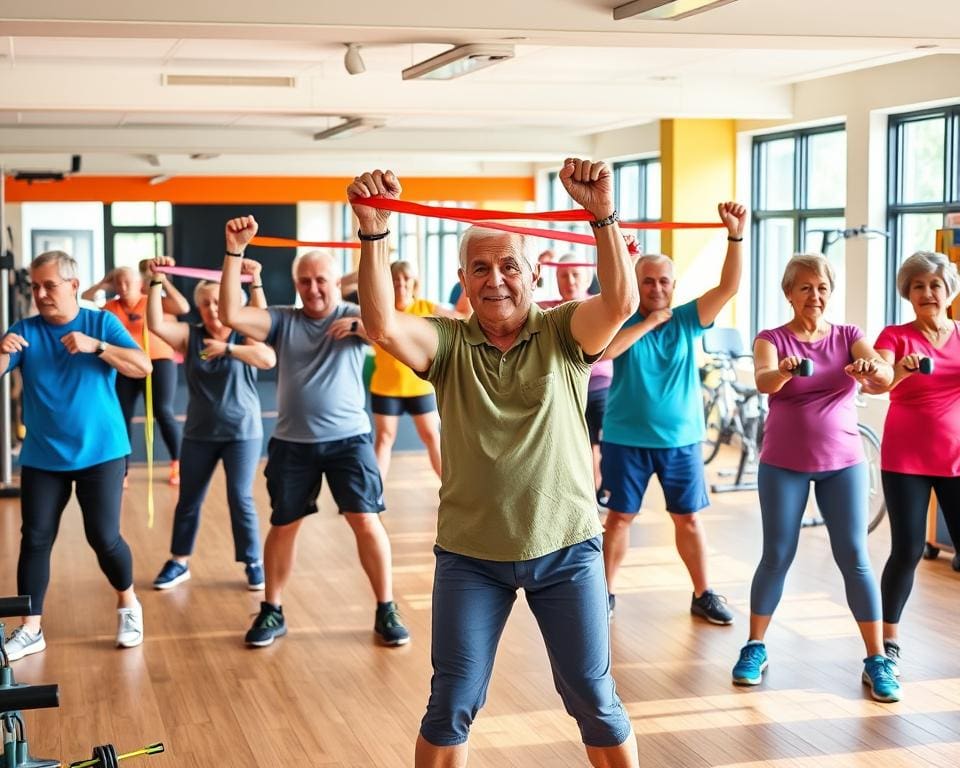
left=796, top=358, right=814, bottom=377
left=918, top=356, right=934, bottom=375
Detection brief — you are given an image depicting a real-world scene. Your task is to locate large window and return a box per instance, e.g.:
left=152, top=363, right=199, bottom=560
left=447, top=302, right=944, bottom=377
left=887, top=106, right=960, bottom=321
left=751, top=126, right=846, bottom=333
left=614, top=158, right=661, bottom=256
left=105, top=202, right=172, bottom=271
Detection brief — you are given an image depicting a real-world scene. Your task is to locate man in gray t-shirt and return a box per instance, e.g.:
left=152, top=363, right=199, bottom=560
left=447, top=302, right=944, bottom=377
left=218, top=216, right=409, bottom=649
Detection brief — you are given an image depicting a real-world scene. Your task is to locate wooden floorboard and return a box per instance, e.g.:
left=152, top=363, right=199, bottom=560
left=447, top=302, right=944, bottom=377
left=1, top=448, right=958, bottom=767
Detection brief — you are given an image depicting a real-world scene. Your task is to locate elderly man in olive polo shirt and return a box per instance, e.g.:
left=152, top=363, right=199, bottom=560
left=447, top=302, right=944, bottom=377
left=351, top=159, right=640, bottom=767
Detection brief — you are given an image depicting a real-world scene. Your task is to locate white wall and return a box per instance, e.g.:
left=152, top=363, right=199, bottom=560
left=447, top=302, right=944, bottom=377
left=16, top=201, right=105, bottom=289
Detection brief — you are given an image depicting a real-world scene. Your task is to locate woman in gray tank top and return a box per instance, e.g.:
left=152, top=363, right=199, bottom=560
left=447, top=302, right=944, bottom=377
left=144, top=256, right=277, bottom=591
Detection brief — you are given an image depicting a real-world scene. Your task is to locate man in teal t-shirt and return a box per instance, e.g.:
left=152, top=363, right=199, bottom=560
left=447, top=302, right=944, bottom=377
left=601, top=202, right=746, bottom=626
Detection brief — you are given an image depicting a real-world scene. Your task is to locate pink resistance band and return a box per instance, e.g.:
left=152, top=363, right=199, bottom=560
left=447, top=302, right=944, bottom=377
left=154, top=265, right=254, bottom=282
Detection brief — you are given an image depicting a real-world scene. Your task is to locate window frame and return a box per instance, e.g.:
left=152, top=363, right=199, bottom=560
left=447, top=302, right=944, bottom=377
left=750, top=124, right=846, bottom=336
left=886, top=105, right=960, bottom=323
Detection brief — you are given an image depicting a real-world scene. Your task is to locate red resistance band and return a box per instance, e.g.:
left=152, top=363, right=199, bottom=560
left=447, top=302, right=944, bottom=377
left=243, top=199, right=723, bottom=251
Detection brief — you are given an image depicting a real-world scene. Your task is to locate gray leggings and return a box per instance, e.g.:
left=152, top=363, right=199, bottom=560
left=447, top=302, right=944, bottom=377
left=752, top=462, right=880, bottom=622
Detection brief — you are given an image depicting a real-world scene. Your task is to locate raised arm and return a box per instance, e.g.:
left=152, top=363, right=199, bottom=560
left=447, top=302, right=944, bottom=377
left=81, top=270, right=115, bottom=302
left=847, top=337, right=894, bottom=393
left=696, top=203, right=747, bottom=327
left=156, top=271, right=190, bottom=316
left=350, top=170, right=439, bottom=373
left=218, top=217, right=272, bottom=342
left=146, top=256, right=189, bottom=354
left=565, top=158, right=639, bottom=355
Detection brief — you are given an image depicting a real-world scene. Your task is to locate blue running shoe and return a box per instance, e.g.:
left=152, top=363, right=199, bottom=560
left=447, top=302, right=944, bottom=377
left=153, top=560, right=190, bottom=590
left=732, top=641, right=768, bottom=686
left=862, top=655, right=901, bottom=702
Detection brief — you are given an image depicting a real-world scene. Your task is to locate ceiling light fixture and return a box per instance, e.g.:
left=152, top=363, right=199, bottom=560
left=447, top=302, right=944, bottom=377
left=344, top=43, right=365, bottom=75
left=313, top=116, right=385, bottom=141
left=613, top=0, right=739, bottom=21
left=402, top=44, right=514, bottom=81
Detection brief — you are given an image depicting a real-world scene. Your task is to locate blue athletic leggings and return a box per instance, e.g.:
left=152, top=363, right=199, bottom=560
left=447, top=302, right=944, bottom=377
left=752, top=462, right=880, bottom=622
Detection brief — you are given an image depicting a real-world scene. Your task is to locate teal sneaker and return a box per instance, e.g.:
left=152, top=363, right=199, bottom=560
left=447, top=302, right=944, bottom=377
left=862, top=655, right=901, bottom=702
left=732, top=641, right=768, bottom=686
left=374, top=602, right=410, bottom=647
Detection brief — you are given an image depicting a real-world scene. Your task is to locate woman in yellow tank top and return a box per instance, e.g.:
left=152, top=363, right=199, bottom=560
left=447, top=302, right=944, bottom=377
left=368, top=261, right=462, bottom=479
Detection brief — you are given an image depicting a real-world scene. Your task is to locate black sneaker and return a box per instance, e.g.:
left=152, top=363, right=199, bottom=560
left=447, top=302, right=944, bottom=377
left=607, top=594, right=616, bottom=621
left=884, top=640, right=902, bottom=678
left=245, top=602, right=287, bottom=647
left=374, top=602, right=410, bottom=647
left=691, top=589, right=734, bottom=625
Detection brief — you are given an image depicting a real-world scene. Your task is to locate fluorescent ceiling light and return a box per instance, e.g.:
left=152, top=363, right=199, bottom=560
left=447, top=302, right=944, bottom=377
left=402, top=44, right=514, bottom=81
left=162, top=74, right=296, bottom=87
left=313, top=116, right=385, bottom=141
left=614, top=0, right=739, bottom=21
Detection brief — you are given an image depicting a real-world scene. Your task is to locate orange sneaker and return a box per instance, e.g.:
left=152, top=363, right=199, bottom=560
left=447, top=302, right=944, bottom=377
left=168, top=460, right=180, bottom=486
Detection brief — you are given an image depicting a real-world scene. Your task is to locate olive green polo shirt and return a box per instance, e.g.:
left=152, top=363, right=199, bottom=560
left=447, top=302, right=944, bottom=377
left=424, top=301, right=602, bottom=561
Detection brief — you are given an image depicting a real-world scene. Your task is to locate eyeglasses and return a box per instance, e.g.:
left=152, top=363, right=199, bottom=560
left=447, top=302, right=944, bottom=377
left=30, top=280, right=68, bottom=293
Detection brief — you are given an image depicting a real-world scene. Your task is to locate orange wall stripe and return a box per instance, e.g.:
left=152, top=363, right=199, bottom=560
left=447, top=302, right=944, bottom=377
left=3, top=175, right=535, bottom=204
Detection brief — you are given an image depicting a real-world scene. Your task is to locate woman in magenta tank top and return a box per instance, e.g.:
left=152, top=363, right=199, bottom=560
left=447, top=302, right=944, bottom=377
left=731, top=254, right=901, bottom=703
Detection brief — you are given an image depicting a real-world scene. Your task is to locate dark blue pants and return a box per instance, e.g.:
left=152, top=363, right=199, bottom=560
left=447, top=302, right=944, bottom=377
left=170, top=437, right=262, bottom=564
left=420, top=537, right=632, bottom=748
left=753, top=462, right=880, bottom=621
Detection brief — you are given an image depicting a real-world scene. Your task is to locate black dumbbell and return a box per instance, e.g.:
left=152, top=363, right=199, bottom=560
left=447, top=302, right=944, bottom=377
left=795, top=358, right=814, bottom=377
left=918, top=356, right=934, bottom=375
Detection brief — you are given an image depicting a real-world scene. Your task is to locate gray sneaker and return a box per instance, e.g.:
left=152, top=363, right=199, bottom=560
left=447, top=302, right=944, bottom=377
left=116, top=602, right=144, bottom=648
left=4, top=625, right=46, bottom=661
left=691, top=589, right=734, bottom=625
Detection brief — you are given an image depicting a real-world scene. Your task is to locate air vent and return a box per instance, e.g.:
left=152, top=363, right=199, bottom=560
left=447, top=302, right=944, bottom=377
left=162, top=74, right=296, bottom=88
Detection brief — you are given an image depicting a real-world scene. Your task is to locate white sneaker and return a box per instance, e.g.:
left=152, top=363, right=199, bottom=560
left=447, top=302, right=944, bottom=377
left=4, top=625, right=46, bottom=661
left=116, top=602, right=144, bottom=648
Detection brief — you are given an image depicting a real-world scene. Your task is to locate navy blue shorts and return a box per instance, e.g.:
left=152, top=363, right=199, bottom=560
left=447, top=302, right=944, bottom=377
left=370, top=393, right=437, bottom=416
left=420, top=537, right=632, bottom=748
left=264, top=434, right=385, bottom=524
left=600, top=441, right=709, bottom=515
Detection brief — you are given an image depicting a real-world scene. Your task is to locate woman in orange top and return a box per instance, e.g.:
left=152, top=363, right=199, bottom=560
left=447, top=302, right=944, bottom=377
left=84, top=265, right=189, bottom=484
left=361, top=261, right=461, bottom=480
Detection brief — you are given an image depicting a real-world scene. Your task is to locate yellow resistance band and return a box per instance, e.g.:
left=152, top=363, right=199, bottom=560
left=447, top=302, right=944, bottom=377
left=142, top=325, right=155, bottom=528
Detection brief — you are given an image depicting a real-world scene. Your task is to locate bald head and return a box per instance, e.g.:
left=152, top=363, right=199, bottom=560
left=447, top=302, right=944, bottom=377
left=292, top=250, right=342, bottom=318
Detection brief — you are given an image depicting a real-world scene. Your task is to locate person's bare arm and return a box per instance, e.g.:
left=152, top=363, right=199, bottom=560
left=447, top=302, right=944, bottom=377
left=601, top=309, right=671, bottom=360
left=848, top=337, right=894, bottom=393
left=350, top=170, right=439, bottom=373
left=81, top=271, right=115, bottom=302
left=156, top=271, right=190, bottom=316
left=696, top=203, right=747, bottom=327
left=218, top=217, right=272, bottom=342
left=753, top=337, right=801, bottom=394
left=145, top=257, right=189, bottom=354
left=200, top=337, right=276, bottom=370
left=60, top=332, right=152, bottom=378
left=872, top=348, right=927, bottom=393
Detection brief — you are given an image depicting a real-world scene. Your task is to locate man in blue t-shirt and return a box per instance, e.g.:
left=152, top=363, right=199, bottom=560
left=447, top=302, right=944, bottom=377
left=601, top=202, right=746, bottom=625
left=0, top=250, right=152, bottom=661
left=218, top=216, right=409, bottom=649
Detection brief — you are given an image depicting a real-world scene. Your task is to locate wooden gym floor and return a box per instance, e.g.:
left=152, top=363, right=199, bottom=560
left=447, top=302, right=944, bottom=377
left=1, top=449, right=959, bottom=767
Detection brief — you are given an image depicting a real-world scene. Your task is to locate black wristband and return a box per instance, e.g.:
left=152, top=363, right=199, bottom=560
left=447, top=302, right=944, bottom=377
left=589, top=210, right=619, bottom=229
left=250, top=283, right=263, bottom=289
left=225, top=250, right=243, bottom=258
left=357, top=229, right=390, bottom=242
left=149, top=280, right=163, bottom=287
left=727, top=236, right=744, bottom=242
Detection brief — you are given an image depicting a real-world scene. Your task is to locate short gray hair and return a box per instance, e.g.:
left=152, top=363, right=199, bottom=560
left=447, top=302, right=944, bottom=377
left=458, top=226, right=534, bottom=271
left=291, top=250, right=341, bottom=281
left=781, top=254, right=835, bottom=295
left=635, top=253, right=673, bottom=273
left=31, top=250, right=78, bottom=281
left=554, top=253, right=594, bottom=272
left=897, top=251, right=960, bottom=300
left=193, top=279, right=219, bottom=305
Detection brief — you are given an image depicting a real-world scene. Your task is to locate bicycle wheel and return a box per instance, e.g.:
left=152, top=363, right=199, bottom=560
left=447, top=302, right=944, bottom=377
left=702, top=389, right=723, bottom=465
left=860, top=424, right=886, bottom=533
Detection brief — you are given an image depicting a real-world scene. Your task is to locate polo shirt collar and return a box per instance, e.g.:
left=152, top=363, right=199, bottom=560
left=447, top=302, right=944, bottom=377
left=463, top=302, right=545, bottom=348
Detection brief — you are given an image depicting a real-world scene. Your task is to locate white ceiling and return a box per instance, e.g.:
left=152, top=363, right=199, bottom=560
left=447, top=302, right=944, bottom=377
left=0, top=0, right=957, bottom=175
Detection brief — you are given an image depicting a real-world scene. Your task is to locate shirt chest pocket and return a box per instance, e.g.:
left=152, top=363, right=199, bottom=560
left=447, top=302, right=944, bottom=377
left=518, top=372, right=555, bottom=407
